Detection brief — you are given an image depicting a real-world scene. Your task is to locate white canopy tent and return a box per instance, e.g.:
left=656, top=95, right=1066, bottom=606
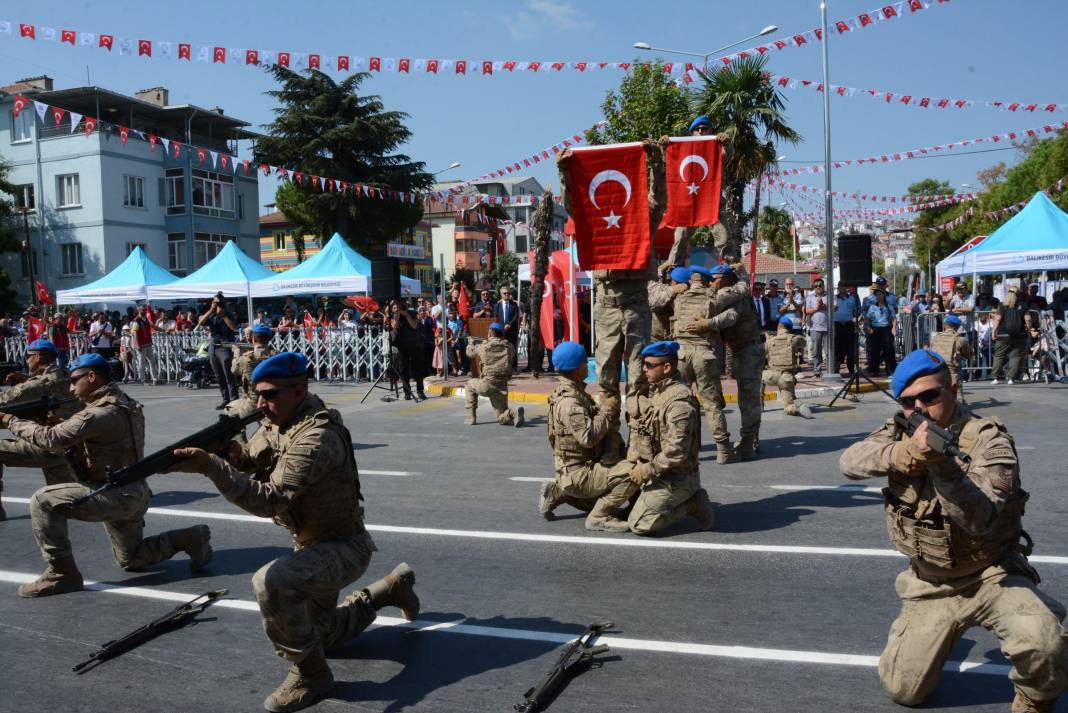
left=56, top=247, right=178, bottom=305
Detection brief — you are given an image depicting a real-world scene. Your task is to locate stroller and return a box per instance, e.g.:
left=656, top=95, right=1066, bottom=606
left=177, top=341, right=217, bottom=389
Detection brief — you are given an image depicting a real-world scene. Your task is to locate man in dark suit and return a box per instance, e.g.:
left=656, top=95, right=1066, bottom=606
left=492, top=286, right=520, bottom=372
left=752, top=281, right=773, bottom=333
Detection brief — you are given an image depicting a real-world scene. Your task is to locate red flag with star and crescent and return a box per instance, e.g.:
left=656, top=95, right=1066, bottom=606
left=664, top=136, right=723, bottom=227
left=565, top=143, right=649, bottom=270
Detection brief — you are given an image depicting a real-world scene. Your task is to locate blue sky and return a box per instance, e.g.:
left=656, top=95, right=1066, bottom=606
left=2, top=0, right=1065, bottom=218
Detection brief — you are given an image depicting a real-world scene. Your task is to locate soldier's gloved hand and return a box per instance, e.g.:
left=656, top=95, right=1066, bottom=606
left=630, top=461, right=653, bottom=486
left=5, top=372, right=27, bottom=385
left=163, top=447, right=214, bottom=475
left=683, top=319, right=712, bottom=334
left=907, top=419, right=947, bottom=465
left=0, top=412, right=11, bottom=428
left=671, top=283, right=689, bottom=295
left=600, top=394, right=621, bottom=421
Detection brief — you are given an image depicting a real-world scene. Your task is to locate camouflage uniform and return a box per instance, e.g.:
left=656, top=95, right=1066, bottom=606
left=593, top=268, right=655, bottom=418
left=627, top=373, right=709, bottom=535
left=707, top=282, right=766, bottom=456
left=13, top=382, right=209, bottom=579
left=203, top=393, right=378, bottom=664
left=672, top=277, right=729, bottom=446
left=762, top=332, right=806, bottom=415
left=648, top=279, right=677, bottom=342
left=226, top=344, right=277, bottom=419
left=465, top=337, right=518, bottom=425
left=543, top=376, right=635, bottom=528
left=0, top=364, right=81, bottom=498
left=930, top=331, right=974, bottom=385
left=840, top=405, right=1068, bottom=709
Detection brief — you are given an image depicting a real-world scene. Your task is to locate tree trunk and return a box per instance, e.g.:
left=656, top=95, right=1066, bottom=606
left=529, top=192, right=553, bottom=375
left=717, top=181, right=746, bottom=265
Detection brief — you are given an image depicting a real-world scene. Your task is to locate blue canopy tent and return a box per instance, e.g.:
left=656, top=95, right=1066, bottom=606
left=147, top=240, right=276, bottom=318
left=250, top=233, right=420, bottom=298
left=938, top=192, right=1068, bottom=278
left=56, top=246, right=178, bottom=305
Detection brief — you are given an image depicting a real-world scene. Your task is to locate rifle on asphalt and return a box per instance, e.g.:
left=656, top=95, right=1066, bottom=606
left=0, top=395, right=76, bottom=420
left=893, top=412, right=971, bottom=463
left=514, top=621, right=614, bottom=713
left=69, top=409, right=263, bottom=507
left=73, top=589, right=229, bottom=674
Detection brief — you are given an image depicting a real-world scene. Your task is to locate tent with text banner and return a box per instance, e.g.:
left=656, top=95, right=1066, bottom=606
left=249, top=233, right=419, bottom=298
left=147, top=240, right=276, bottom=300
left=56, top=246, right=178, bottom=305
left=937, top=192, right=1068, bottom=278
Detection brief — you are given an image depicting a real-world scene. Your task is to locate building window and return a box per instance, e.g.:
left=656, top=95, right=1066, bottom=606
left=165, top=173, right=185, bottom=215
left=126, top=242, right=147, bottom=256
left=61, top=243, right=84, bottom=276
left=10, top=110, right=32, bottom=143
left=194, top=232, right=232, bottom=268
left=14, top=184, right=34, bottom=212
left=123, top=175, right=145, bottom=208
left=237, top=193, right=244, bottom=220
left=273, top=232, right=286, bottom=251
left=515, top=234, right=528, bottom=253
left=168, top=233, right=186, bottom=272
left=57, top=174, right=80, bottom=208
left=191, top=169, right=234, bottom=217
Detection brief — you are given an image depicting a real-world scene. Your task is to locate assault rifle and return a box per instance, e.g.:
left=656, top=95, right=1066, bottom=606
left=514, top=621, right=613, bottom=712
left=69, top=409, right=263, bottom=507
left=893, top=412, right=971, bottom=463
left=73, top=589, right=228, bottom=673
left=0, top=395, right=76, bottom=420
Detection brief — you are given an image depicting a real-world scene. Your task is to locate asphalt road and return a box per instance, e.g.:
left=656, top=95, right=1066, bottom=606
left=1, top=379, right=1067, bottom=712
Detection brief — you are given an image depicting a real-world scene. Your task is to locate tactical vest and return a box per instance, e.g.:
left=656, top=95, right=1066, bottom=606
left=673, top=287, right=714, bottom=347
left=239, top=346, right=276, bottom=399
left=548, top=379, right=597, bottom=466
left=646, top=377, right=701, bottom=479
left=883, top=415, right=1028, bottom=579
left=930, top=332, right=962, bottom=371
left=766, top=333, right=800, bottom=371
left=73, top=386, right=145, bottom=483
left=479, top=338, right=513, bottom=381
left=720, top=284, right=763, bottom=347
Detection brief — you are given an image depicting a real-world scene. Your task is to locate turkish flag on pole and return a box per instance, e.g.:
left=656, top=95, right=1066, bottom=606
left=663, top=137, right=723, bottom=227
left=27, top=316, right=46, bottom=341
left=566, top=143, right=648, bottom=270
left=458, top=282, right=471, bottom=319
left=34, top=281, right=53, bottom=305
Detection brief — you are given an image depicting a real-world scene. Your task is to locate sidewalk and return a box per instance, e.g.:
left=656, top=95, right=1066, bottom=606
left=425, top=370, right=892, bottom=404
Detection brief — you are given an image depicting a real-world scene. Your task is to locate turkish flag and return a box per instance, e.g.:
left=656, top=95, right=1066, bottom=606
left=27, top=316, right=46, bottom=341
left=458, top=283, right=471, bottom=319
left=565, top=143, right=649, bottom=270
left=35, top=281, right=52, bottom=305
left=664, top=137, right=723, bottom=227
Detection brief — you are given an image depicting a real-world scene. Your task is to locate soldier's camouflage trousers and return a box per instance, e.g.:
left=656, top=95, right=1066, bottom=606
left=30, top=480, right=192, bottom=571
left=555, top=460, right=637, bottom=512
left=762, top=369, right=798, bottom=409
left=678, top=346, right=728, bottom=445
left=465, top=378, right=515, bottom=424
left=628, top=472, right=699, bottom=535
left=879, top=566, right=1068, bottom=707
left=732, top=342, right=765, bottom=439
left=594, top=294, right=650, bottom=418
left=251, top=533, right=377, bottom=664
left=0, top=438, right=76, bottom=490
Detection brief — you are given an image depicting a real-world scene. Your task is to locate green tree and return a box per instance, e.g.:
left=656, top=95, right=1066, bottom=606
left=910, top=178, right=965, bottom=275
left=690, top=56, right=801, bottom=263
left=586, top=60, right=692, bottom=145
left=758, top=205, right=793, bottom=258
left=486, top=251, right=521, bottom=296
left=0, top=160, right=26, bottom=312
left=255, top=67, right=432, bottom=256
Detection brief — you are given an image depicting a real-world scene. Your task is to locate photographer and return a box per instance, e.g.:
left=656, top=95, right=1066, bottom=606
left=196, top=292, right=240, bottom=409
left=390, top=299, right=426, bottom=401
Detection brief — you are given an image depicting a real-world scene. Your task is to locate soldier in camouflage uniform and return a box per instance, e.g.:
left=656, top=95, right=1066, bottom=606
left=8, top=353, right=212, bottom=599
left=465, top=323, right=523, bottom=427
left=762, top=317, right=808, bottom=417
left=626, top=341, right=714, bottom=535
left=0, top=339, right=82, bottom=520
left=226, top=324, right=277, bottom=421
left=930, top=314, right=973, bottom=387
left=840, top=349, right=1068, bottom=712
left=539, top=342, right=635, bottom=531
left=169, top=351, right=420, bottom=713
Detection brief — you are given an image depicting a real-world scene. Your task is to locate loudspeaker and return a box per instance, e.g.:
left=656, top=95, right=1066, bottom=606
left=371, top=257, right=401, bottom=299
left=837, top=234, right=873, bottom=288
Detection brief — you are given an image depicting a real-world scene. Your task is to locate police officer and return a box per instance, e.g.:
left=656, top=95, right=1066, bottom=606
left=626, top=341, right=714, bottom=534
left=8, top=353, right=212, bottom=598
left=840, top=349, right=1068, bottom=711
left=930, top=314, right=974, bottom=387
left=0, top=339, right=82, bottom=520
left=762, top=316, right=810, bottom=417
left=168, top=352, right=419, bottom=713
left=465, top=322, right=523, bottom=426
left=227, top=324, right=277, bottom=421
left=540, top=341, right=634, bottom=531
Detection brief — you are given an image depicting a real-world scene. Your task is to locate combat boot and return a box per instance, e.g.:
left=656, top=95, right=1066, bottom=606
left=685, top=488, right=715, bottom=531
left=1011, top=688, right=1058, bottom=713
left=784, top=404, right=802, bottom=417
left=363, top=562, right=420, bottom=620
left=17, top=559, right=84, bottom=598
left=464, top=409, right=476, bottom=426
left=170, top=525, right=213, bottom=573
left=716, top=444, right=739, bottom=465
left=263, top=647, right=334, bottom=713
left=515, top=406, right=525, bottom=427
left=584, top=498, right=630, bottom=532
left=734, top=435, right=757, bottom=462
left=539, top=481, right=562, bottom=521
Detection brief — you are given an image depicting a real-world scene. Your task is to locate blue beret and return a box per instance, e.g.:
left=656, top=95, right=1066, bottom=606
left=640, top=340, right=680, bottom=358
left=670, top=266, right=692, bottom=284
left=251, top=324, right=273, bottom=337
left=489, top=322, right=505, bottom=332
left=27, top=339, right=58, bottom=357
left=552, top=341, right=586, bottom=372
left=891, top=349, right=946, bottom=400
left=944, top=314, right=962, bottom=327
left=252, top=351, right=309, bottom=384
left=779, top=316, right=794, bottom=327
left=71, top=353, right=110, bottom=371
left=709, top=264, right=734, bottom=276
left=690, top=265, right=713, bottom=278
left=688, top=115, right=713, bottom=133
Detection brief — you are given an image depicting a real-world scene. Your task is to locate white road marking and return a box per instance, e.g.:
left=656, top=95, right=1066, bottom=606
left=362, top=470, right=421, bottom=477
left=0, top=569, right=1012, bottom=677
left=4, top=497, right=1067, bottom=564
left=768, top=485, right=883, bottom=494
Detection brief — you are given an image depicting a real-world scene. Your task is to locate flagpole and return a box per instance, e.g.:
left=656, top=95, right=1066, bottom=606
left=569, top=239, right=577, bottom=341
left=820, top=0, right=836, bottom=380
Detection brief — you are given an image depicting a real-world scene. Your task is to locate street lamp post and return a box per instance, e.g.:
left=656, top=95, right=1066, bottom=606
left=819, top=1, right=836, bottom=381
left=633, top=25, right=777, bottom=72
left=428, top=162, right=461, bottom=382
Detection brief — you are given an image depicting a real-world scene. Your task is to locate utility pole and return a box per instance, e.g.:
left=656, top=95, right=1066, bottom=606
left=21, top=206, right=36, bottom=306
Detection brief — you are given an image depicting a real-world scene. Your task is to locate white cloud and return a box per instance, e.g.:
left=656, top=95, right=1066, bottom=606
left=503, top=0, right=594, bottom=39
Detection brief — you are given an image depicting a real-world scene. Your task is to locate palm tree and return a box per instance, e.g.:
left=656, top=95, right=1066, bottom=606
left=758, top=206, right=794, bottom=259
left=690, top=55, right=800, bottom=263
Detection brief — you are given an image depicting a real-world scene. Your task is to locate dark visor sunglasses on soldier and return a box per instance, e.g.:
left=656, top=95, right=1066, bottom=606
left=642, top=359, right=668, bottom=369
left=256, top=386, right=294, bottom=401
left=899, top=387, right=945, bottom=410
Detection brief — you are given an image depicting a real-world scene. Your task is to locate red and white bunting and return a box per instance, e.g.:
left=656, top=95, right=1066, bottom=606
left=768, top=179, right=979, bottom=205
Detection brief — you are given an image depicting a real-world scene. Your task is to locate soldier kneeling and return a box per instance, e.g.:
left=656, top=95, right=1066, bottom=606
left=465, top=322, right=523, bottom=427
left=762, top=317, right=810, bottom=417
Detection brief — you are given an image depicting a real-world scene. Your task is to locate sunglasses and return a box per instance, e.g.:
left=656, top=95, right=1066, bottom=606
left=899, top=387, right=945, bottom=409
left=256, top=386, right=293, bottom=401
left=642, top=359, right=667, bottom=370
left=70, top=371, right=92, bottom=385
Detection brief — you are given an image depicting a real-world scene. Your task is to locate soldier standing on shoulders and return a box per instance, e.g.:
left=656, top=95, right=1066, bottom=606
left=840, top=349, right=1068, bottom=711
left=167, top=352, right=419, bottom=713
left=540, top=341, right=634, bottom=531
left=626, top=341, right=714, bottom=535
left=0, top=339, right=82, bottom=520
left=762, top=317, right=811, bottom=417
left=226, top=324, right=277, bottom=421
left=9, top=353, right=212, bottom=598
left=464, top=322, right=523, bottom=427
left=930, top=314, right=974, bottom=388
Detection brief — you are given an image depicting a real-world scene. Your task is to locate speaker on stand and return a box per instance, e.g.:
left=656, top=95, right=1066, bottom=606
left=371, top=257, right=401, bottom=301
